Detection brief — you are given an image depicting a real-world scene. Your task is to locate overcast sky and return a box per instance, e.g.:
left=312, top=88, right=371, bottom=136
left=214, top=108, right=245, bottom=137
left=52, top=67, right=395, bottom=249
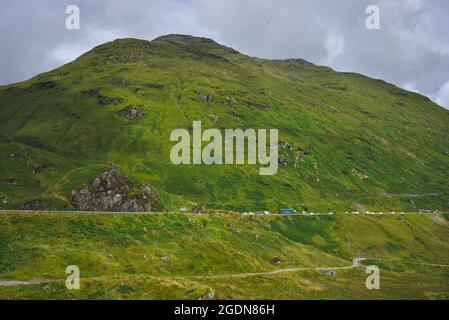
left=1, top=0, right=448, bottom=109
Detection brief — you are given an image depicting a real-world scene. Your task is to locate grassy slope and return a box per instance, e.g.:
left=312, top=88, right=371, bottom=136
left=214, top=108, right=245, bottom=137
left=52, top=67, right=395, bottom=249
left=0, top=212, right=448, bottom=299
left=0, top=35, right=448, bottom=212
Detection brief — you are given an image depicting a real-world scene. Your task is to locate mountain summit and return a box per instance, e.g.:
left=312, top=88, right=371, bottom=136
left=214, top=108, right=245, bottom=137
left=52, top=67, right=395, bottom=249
left=0, top=35, right=448, bottom=212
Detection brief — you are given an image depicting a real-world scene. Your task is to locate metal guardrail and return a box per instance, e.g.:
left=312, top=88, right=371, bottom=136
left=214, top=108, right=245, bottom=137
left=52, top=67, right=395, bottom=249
left=0, top=210, right=169, bottom=215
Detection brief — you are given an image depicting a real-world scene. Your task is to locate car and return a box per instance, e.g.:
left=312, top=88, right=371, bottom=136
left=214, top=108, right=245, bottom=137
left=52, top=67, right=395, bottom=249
left=279, top=209, right=296, bottom=214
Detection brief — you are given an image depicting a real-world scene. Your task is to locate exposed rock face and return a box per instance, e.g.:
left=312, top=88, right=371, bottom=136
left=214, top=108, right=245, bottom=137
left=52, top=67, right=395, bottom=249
left=1, top=178, right=18, bottom=186
left=199, top=289, right=216, bottom=300
left=22, top=199, right=45, bottom=211
left=296, top=149, right=309, bottom=161
left=352, top=168, right=369, bottom=180
left=36, top=80, right=57, bottom=89
left=119, top=105, right=145, bottom=120
left=161, top=256, right=170, bottom=263
left=82, top=88, right=100, bottom=96
left=244, top=100, right=270, bottom=109
left=202, top=95, right=213, bottom=103
left=143, top=82, right=164, bottom=90
left=98, top=95, right=124, bottom=106
left=71, top=168, right=163, bottom=212
left=192, top=205, right=206, bottom=214
left=278, top=158, right=288, bottom=166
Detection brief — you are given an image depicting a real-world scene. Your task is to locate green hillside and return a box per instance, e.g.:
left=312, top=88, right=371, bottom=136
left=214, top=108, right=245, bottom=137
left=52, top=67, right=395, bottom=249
left=0, top=34, right=448, bottom=212
left=0, top=212, right=448, bottom=299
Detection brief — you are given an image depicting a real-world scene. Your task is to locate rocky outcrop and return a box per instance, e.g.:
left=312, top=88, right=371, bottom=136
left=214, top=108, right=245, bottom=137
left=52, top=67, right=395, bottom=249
left=278, top=158, right=288, bottom=166
left=82, top=88, right=100, bottom=96
left=81, top=89, right=124, bottom=106
left=192, top=205, right=206, bottom=214
left=1, top=178, right=18, bottom=186
left=199, top=289, right=216, bottom=300
left=98, top=95, right=124, bottom=106
left=36, top=80, right=57, bottom=89
left=118, top=105, right=146, bottom=120
left=143, top=82, right=164, bottom=90
left=202, top=95, right=213, bottom=103
left=71, top=168, right=163, bottom=212
left=352, top=168, right=368, bottom=180
left=244, top=100, right=270, bottom=110
left=22, top=199, right=46, bottom=211
left=296, top=149, right=309, bottom=161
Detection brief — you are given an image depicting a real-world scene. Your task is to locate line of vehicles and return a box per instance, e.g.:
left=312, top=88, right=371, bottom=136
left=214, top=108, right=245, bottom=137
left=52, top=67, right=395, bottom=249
left=241, top=209, right=441, bottom=216
left=242, top=209, right=334, bottom=216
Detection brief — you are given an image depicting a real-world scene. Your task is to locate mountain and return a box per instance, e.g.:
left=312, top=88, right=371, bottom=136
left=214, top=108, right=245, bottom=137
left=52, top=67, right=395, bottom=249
left=0, top=34, right=448, bottom=212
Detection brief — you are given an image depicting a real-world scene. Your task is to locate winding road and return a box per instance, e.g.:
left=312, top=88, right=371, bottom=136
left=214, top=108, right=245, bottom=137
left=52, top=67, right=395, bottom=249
left=7, top=257, right=449, bottom=286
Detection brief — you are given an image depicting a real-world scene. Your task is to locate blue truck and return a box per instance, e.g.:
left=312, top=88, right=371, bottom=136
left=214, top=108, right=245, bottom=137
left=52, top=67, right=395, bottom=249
left=279, top=208, right=297, bottom=214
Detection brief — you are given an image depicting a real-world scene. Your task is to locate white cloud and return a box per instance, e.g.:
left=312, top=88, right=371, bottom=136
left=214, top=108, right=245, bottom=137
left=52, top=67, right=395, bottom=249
left=406, top=0, right=424, bottom=11
left=401, top=82, right=421, bottom=94
left=435, top=81, right=449, bottom=110
left=324, top=31, right=345, bottom=64
left=49, top=28, right=125, bottom=64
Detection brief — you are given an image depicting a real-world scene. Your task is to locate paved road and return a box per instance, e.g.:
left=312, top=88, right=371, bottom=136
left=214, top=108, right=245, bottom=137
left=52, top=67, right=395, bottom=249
left=2, top=258, right=449, bottom=286
left=193, top=258, right=368, bottom=279
left=193, top=265, right=357, bottom=279
left=0, top=279, right=52, bottom=287
left=0, top=210, right=443, bottom=216
left=0, top=261, right=361, bottom=286
left=0, top=210, right=168, bottom=215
